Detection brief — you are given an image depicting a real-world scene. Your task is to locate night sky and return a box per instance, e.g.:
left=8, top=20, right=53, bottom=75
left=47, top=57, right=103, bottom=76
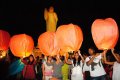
left=0, top=0, right=120, bottom=79
left=1, top=0, right=120, bottom=51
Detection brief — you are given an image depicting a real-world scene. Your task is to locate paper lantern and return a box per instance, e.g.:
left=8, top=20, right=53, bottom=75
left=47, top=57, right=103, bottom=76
left=10, top=34, right=34, bottom=57
left=56, top=24, right=83, bottom=53
left=92, top=18, right=119, bottom=50
left=33, top=48, right=42, bottom=57
left=0, top=30, right=10, bottom=50
left=38, top=32, right=59, bottom=56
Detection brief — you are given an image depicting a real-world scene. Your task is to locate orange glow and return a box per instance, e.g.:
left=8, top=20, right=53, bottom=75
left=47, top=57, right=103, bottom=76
left=38, top=32, right=59, bottom=56
left=92, top=18, right=119, bottom=50
left=56, top=24, right=83, bottom=53
left=10, top=34, right=34, bottom=57
left=0, top=30, right=10, bottom=50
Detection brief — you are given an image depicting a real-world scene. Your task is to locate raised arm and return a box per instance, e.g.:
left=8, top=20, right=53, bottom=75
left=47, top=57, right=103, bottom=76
left=78, top=50, right=84, bottom=63
left=111, top=49, right=120, bottom=63
left=101, top=50, right=108, bottom=57
left=54, top=12, right=58, bottom=23
left=64, top=53, right=72, bottom=65
left=86, top=55, right=96, bottom=66
left=44, top=8, right=48, bottom=21
left=42, top=63, right=45, bottom=80
left=103, top=50, right=114, bottom=65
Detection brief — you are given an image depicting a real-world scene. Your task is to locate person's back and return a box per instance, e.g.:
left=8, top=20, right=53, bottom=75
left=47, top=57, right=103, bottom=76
left=52, top=61, right=63, bottom=80
left=62, top=63, right=69, bottom=80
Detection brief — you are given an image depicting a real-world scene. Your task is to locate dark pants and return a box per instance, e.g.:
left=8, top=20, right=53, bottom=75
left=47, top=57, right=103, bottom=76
left=91, top=75, right=106, bottom=80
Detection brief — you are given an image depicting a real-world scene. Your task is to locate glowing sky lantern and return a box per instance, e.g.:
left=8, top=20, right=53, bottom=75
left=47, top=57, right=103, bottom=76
left=38, top=32, right=59, bottom=56
left=56, top=24, right=83, bottom=53
left=0, top=30, right=10, bottom=51
left=10, top=34, right=34, bottom=58
left=92, top=18, right=119, bottom=50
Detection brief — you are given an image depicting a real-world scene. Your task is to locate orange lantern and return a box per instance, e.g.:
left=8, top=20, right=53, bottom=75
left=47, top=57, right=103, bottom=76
left=10, top=34, right=34, bottom=57
left=92, top=18, right=119, bottom=50
left=0, top=30, right=10, bottom=50
left=56, top=24, right=83, bottom=53
left=38, top=32, right=59, bottom=56
left=33, top=48, right=42, bottom=57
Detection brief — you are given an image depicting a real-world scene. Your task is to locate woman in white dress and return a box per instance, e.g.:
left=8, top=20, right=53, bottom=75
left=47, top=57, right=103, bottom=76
left=104, top=49, right=120, bottom=80
left=65, top=50, right=84, bottom=80
left=42, top=56, right=53, bottom=80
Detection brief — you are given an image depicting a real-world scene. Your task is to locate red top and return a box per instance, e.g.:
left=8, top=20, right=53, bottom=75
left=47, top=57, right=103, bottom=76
left=22, top=59, right=36, bottom=79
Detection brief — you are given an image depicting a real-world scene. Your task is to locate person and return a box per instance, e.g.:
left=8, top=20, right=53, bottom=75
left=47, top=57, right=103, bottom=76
left=103, top=55, right=113, bottom=80
left=61, top=56, right=69, bottom=80
left=65, top=50, right=84, bottom=80
left=104, top=49, right=120, bottom=80
left=83, top=53, right=90, bottom=80
left=35, top=56, right=43, bottom=80
left=22, top=55, right=36, bottom=80
left=44, top=6, right=58, bottom=32
left=42, top=56, right=53, bottom=80
left=68, top=53, right=73, bottom=80
left=86, top=47, right=107, bottom=80
left=52, top=54, right=63, bottom=80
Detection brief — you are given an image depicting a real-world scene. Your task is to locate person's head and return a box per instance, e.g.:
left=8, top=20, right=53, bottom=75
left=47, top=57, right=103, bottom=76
left=60, top=56, right=65, bottom=62
left=36, top=56, right=39, bottom=61
left=73, top=51, right=81, bottom=66
left=49, top=6, right=54, bottom=12
left=74, top=51, right=80, bottom=60
left=88, top=47, right=95, bottom=55
left=47, top=56, right=52, bottom=61
left=29, top=55, right=34, bottom=62
left=40, top=54, right=44, bottom=59
left=53, top=54, right=60, bottom=61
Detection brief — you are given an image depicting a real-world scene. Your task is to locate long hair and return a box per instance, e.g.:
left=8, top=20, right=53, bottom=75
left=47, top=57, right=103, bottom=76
left=73, top=51, right=81, bottom=66
left=28, top=55, right=35, bottom=65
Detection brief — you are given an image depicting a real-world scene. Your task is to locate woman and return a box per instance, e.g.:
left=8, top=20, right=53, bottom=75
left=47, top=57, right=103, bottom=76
left=65, top=50, right=84, bottom=80
left=61, top=56, right=69, bottom=80
left=42, top=56, right=53, bottom=80
left=35, top=56, right=43, bottom=80
left=52, top=54, right=63, bottom=80
left=44, top=6, right=58, bottom=32
left=104, top=49, right=120, bottom=80
left=22, top=55, right=36, bottom=80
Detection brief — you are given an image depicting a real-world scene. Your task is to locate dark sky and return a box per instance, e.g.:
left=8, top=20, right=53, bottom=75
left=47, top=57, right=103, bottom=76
left=1, top=0, right=120, bottom=51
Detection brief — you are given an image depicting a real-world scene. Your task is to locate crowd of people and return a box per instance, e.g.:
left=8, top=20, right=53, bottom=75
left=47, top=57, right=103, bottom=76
left=1, top=47, right=119, bottom=80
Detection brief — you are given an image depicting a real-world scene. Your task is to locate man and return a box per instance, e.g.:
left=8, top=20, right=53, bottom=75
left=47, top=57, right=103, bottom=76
left=86, top=47, right=107, bottom=80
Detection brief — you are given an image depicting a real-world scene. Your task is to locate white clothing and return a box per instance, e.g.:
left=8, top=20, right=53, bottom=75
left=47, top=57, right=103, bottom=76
left=44, top=61, right=53, bottom=80
left=86, top=54, right=106, bottom=77
left=112, top=62, right=120, bottom=80
left=71, top=60, right=83, bottom=80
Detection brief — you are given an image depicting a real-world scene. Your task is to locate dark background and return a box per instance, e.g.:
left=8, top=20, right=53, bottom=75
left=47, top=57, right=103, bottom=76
left=1, top=0, right=120, bottom=51
left=0, top=0, right=120, bottom=79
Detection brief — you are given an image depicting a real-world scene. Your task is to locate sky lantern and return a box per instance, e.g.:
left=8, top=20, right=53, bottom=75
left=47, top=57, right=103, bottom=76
left=10, top=34, right=34, bottom=58
left=92, top=18, right=119, bottom=50
left=38, top=32, right=59, bottom=56
left=56, top=23, right=83, bottom=53
left=0, top=30, right=10, bottom=51
left=33, top=47, right=42, bottom=57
